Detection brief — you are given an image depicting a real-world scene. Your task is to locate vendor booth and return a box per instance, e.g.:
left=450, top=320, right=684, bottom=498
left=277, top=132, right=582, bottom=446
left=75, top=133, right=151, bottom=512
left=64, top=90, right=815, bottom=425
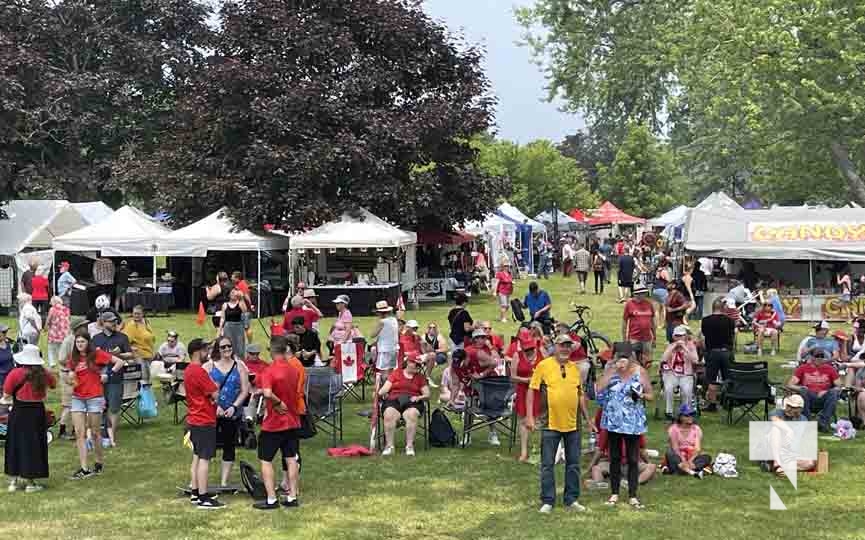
left=287, top=208, right=416, bottom=316
left=535, top=209, right=584, bottom=231
left=463, top=214, right=523, bottom=274
left=684, top=205, right=865, bottom=321
left=587, top=202, right=646, bottom=241
left=53, top=206, right=173, bottom=315
left=415, top=230, right=476, bottom=302
left=160, top=208, right=291, bottom=317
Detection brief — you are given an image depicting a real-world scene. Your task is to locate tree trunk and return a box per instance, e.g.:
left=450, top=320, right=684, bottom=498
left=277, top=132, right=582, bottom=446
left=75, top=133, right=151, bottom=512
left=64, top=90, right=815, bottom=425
left=830, top=141, right=865, bottom=205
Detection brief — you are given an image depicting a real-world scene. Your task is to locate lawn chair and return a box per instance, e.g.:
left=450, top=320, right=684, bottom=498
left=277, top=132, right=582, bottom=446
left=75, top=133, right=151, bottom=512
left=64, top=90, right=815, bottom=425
left=305, top=366, right=344, bottom=447
left=119, top=363, right=144, bottom=426
left=376, top=398, right=431, bottom=451
left=720, top=361, right=773, bottom=425
left=461, top=376, right=516, bottom=449
left=334, top=339, right=369, bottom=401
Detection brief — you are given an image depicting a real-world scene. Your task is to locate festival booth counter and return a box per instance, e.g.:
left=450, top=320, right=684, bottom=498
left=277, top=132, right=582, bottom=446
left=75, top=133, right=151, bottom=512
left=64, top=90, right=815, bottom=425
left=684, top=205, right=865, bottom=321
left=414, top=230, right=477, bottom=303
left=287, top=209, right=416, bottom=317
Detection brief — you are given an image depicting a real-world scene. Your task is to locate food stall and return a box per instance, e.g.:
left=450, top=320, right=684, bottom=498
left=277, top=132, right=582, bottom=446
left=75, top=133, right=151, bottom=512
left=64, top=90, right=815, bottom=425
left=287, top=208, right=416, bottom=316
left=415, top=230, right=476, bottom=303
left=684, top=204, right=865, bottom=321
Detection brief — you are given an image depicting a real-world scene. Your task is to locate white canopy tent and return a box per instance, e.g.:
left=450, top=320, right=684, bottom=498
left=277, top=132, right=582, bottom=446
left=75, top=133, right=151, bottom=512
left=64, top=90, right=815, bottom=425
left=497, top=202, right=546, bottom=232
left=695, top=191, right=742, bottom=212
left=462, top=214, right=517, bottom=270
left=648, top=204, right=690, bottom=228
left=53, top=205, right=172, bottom=288
left=534, top=209, right=581, bottom=226
left=71, top=202, right=114, bottom=225
left=161, top=208, right=291, bottom=315
left=0, top=200, right=91, bottom=256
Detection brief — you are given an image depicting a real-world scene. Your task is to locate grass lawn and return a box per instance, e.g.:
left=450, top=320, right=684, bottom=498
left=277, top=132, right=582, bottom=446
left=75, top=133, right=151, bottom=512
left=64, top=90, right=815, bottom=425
left=1, top=273, right=864, bottom=539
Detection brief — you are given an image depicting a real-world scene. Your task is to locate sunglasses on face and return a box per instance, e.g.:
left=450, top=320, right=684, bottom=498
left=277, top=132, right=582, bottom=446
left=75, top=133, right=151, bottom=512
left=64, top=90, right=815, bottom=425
left=219, top=344, right=233, bottom=351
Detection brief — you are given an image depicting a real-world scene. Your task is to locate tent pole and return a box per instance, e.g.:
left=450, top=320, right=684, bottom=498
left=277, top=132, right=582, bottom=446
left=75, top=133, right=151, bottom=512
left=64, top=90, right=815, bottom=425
left=809, top=259, right=815, bottom=322
left=51, top=251, right=56, bottom=295
left=257, top=249, right=262, bottom=318
left=152, top=256, right=157, bottom=289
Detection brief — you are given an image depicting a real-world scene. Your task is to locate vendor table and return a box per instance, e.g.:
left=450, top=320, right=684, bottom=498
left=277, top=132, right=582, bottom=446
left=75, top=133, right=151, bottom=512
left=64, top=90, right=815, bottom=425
left=125, top=290, right=174, bottom=316
left=704, top=291, right=852, bottom=322
left=315, top=284, right=401, bottom=317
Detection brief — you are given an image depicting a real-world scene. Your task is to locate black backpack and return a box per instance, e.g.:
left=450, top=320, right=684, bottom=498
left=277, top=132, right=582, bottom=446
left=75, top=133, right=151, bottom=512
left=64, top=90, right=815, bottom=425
left=240, top=461, right=267, bottom=501
left=510, top=299, right=525, bottom=322
left=429, top=408, right=457, bottom=447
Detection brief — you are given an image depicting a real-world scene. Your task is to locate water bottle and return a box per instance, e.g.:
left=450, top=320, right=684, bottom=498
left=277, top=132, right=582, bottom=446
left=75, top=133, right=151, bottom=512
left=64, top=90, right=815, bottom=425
left=588, top=432, right=597, bottom=453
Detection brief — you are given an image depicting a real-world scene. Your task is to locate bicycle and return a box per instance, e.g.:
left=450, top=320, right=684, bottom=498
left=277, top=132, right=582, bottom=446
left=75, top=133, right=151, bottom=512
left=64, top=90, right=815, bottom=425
left=567, top=304, right=613, bottom=359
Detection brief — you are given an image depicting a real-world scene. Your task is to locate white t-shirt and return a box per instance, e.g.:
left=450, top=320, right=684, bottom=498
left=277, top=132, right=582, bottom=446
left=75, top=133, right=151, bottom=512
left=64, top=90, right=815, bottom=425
left=562, top=244, right=574, bottom=260
left=376, top=317, right=399, bottom=353
left=158, top=341, right=187, bottom=362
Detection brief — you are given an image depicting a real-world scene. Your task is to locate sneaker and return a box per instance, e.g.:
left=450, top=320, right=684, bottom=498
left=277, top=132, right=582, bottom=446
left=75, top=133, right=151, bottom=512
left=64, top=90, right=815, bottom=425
left=539, top=504, right=553, bottom=514
left=405, top=446, right=416, bottom=457
left=93, top=463, right=104, bottom=475
left=695, top=470, right=704, bottom=480
left=24, top=484, right=45, bottom=493
left=252, top=500, right=279, bottom=511
left=488, top=432, right=501, bottom=447
left=189, top=495, right=200, bottom=505
left=757, top=348, right=763, bottom=356
left=567, top=501, right=588, bottom=512
left=197, top=498, right=226, bottom=510
left=281, top=498, right=300, bottom=508
left=770, top=349, right=776, bottom=356
left=7, top=480, right=21, bottom=493
left=381, top=446, right=395, bottom=456
left=69, top=468, right=93, bottom=480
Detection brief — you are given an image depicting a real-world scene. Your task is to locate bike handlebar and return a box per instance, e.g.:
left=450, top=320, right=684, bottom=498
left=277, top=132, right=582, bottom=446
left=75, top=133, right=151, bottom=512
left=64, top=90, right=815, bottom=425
left=570, top=304, right=591, bottom=314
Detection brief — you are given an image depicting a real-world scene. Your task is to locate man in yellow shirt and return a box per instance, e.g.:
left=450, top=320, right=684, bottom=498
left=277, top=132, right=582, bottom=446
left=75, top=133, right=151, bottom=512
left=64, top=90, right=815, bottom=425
left=122, top=305, right=155, bottom=384
left=527, top=334, right=592, bottom=513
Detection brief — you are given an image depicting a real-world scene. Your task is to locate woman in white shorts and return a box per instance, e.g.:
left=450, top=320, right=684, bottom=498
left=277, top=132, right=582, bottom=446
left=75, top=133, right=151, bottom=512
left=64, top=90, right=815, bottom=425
left=370, top=301, right=399, bottom=378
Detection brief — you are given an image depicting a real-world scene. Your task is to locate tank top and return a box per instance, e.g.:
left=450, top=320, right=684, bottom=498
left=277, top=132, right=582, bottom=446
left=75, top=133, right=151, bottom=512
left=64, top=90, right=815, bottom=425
left=210, top=361, right=242, bottom=411
left=424, top=333, right=439, bottom=351
left=224, top=303, right=243, bottom=322
left=377, top=317, right=399, bottom=353
left=653, top=268, right=669, bottom=290
left=850, top=335, right=865, bottom=356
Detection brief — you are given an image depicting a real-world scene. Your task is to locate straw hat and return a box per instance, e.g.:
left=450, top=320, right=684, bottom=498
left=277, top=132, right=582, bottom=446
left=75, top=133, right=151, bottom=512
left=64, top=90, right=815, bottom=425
left=374, top=300, right=393, bottom=313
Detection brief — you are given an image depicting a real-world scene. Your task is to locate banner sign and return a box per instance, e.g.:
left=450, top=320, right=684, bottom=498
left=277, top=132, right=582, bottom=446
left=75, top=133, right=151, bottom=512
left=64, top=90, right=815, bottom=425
left=412, top=278, right=447, bottom=303
left=749, top=222, right=865, bottom=242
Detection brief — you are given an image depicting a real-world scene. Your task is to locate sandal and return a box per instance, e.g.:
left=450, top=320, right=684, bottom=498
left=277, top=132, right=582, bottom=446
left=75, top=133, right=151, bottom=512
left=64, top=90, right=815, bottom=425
left=605, top=495, right=618, bottom=506
left=628, top=498, right=645, bottom=510
left=774, top=466, right=786, bottom=478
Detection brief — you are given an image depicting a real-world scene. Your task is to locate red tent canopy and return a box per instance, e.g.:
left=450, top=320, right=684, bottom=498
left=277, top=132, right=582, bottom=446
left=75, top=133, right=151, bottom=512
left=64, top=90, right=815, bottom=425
left=588, top=202, right=646, bottom=226
left=416, top=230, right=475, bottom=245
left=569, top=209, right=588, bottom=222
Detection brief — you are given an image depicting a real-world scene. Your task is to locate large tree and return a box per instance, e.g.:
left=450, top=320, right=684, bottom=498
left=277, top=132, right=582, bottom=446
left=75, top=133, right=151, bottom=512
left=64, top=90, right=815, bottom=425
left=519, top=0, right=865, bottom=206
left=597, top=123, right=687, bottom=218
left=0, top=0, right=213, bottom=210
left=476, top=137, right=598, bottom=216
left=122, top=0, right=506, bottom=231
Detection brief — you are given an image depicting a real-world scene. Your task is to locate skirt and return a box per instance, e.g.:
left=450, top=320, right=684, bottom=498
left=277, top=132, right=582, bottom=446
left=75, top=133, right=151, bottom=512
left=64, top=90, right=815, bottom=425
left=4, top=401, right=49, bottom=479
left=223, top=321, right=247, bottom=358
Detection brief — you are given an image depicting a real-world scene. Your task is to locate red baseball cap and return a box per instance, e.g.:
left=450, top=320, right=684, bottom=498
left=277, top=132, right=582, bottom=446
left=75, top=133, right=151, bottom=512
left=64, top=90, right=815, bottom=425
left=517, top=329, right=536, bottom=349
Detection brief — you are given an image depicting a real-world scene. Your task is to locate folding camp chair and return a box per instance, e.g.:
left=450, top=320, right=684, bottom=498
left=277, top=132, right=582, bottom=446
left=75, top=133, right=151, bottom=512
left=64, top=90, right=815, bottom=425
left=461, top=376, right=516, bottom=449
left=169, top=362, right=189, bottom=425
left=376, top=398, right=431, bottom=451
left=654, top=371, right=702, bottom=420
left=119, top=363, right=144, bottom=426
left=720, top=361, right=773, bottom=425
left=334, top=339, right=369, bottom=401
left=305, top=366, right=344, bottom=447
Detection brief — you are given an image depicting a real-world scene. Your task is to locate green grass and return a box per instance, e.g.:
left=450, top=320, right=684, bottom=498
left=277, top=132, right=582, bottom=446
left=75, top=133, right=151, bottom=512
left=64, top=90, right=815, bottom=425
left=2, top=273, right=864, bottom=539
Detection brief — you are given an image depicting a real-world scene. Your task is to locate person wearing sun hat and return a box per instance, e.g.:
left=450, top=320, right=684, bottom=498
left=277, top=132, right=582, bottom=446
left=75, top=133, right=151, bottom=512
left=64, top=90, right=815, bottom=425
left=301, top=289, right=323, bottom=332
left=369, top=300, right=399, bottom=379
left=328, top=294, right=354, bottom=347
left=0, top=323, right=13, bottom=392
left=663, top=403, right=711, bottom=479
left=4, top=344, right=56, bottom=493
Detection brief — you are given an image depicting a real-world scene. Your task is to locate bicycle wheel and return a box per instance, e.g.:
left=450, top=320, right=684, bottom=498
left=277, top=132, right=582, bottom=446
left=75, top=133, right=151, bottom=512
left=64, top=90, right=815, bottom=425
left=585, top=331, right=612, bottom=356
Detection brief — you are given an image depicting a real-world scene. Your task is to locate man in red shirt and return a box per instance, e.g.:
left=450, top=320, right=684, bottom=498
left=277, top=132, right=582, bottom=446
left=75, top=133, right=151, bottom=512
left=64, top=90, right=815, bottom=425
left=665, top=281, right=689, bottom=343
left=622, top=285, right=656, bottom=367
left=255, top=335, right=306, bottom=510
left=787, top=350, right=841, bottom=432
left=478, top=321, right=505, bottom=354
left=283, top=296, right=315, bottom=331
left=183, top=338, right=224, bottom=509
left=752, top=301, right=781, bottom=356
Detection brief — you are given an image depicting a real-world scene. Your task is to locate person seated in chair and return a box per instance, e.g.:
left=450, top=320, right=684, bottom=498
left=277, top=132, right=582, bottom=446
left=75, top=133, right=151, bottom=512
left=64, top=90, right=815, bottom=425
left=523, top=282, right=552, bottom=330
left=288, top=317, right=321, bottom=368
left=659, top=325, right=698, bottom=421
left=764, top=394, right=814, bottom=476
left=797, top=320, right=839, bottom=364
left=663, top=404, right=712, bottom=478
left=588, top=409, right=656, bottom=489
left=752, top=301, right=781, bottom=357
left=422, top=322, right=449, bottom=386
left=378, top=353, right=430, bottom=457
left=457, top=329, right=503, bottom=446
left=154, top=330, right=187, bottom=380
left=786, top=349, right=842, bottom=432
left=439, top=349, right=466, bottom=411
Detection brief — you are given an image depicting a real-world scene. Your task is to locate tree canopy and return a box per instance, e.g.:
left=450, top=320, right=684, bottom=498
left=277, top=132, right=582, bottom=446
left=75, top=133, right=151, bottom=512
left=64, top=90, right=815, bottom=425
left=475, top=137, right=598, bottom=216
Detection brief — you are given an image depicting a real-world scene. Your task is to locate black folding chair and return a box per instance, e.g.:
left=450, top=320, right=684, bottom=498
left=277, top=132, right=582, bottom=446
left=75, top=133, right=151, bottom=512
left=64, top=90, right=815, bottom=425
left=119, top=363, right=144, bottom=426
left=164, top=362, right=189, bottom=425
left=720, top=361, right=773, bottom=425
left=305, top=367, right=344, bottom=447
left=461, top=376, right=516, bottom=449
left=376, top=399, right=431, bottom=451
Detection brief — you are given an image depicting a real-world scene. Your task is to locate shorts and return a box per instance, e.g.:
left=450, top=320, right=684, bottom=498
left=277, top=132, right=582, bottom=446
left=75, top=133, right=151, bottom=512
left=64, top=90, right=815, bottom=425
left=618, top=278, right=634, bottom=288
left=71, top=396, right=106, bottom=414
left=841, top=293, right=852, bottom=304
left=630, top=341, right=653, bottom=363
left=576, top=271, right=588, bottom=283
left=115, top=286, right=127, bottom=298
left=188, top=425, right=217, bottom=460
left=104, top=382, right=123, bottom=414
left=376, top=350, right=397, bottom=370
left=757, top=328, right=778, bottom=337
left=653, top=288, right=669, bottom=305
left=258, top=430, right=300, bottom=462
left=597, top=460, right=648, bottom=476
left=705, top=349, right=733, bottom=384
left=383, top=399, right=425, bottom=415
left=498, top=294, right=510, bottom=307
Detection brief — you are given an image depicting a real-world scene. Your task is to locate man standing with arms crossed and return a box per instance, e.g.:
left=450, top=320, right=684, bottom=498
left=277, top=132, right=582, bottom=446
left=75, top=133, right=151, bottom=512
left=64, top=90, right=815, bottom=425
left=184, top=338, right=224, bottom=509
left=526, top=334, right=592, bottom=513
left=255, top=335, right=306, bottom=510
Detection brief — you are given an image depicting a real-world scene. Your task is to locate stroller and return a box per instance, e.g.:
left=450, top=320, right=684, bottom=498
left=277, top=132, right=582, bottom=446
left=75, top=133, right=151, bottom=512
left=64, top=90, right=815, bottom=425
left=0, top=402, right=57, bottom=446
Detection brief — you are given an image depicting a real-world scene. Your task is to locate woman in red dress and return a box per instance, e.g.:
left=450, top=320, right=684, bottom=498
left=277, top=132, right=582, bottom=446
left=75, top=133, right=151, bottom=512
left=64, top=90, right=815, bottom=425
left=507, top=329, right=542, bottom=462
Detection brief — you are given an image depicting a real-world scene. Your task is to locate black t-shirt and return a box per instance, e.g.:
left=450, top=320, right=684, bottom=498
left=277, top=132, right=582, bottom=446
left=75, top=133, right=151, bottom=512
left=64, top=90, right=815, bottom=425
left=115, top=266, right=130, bottom=287
left=91, top=331, right=132, bottom=383
left=448, top=307, right=473, bottom=346
left=618, top=255, right=635, bottom=283
left=21, top=270, right=33, bottom=295
left=701, top=314, right=735, bottom=350
left=692, top=269, right=708, bottom=292
left=291, top=329, right=321, bottom=367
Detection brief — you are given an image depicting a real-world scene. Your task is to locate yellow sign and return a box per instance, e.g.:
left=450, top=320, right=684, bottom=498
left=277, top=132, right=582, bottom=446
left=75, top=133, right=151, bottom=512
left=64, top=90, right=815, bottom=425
left=749, top=222, right=865, bottom=242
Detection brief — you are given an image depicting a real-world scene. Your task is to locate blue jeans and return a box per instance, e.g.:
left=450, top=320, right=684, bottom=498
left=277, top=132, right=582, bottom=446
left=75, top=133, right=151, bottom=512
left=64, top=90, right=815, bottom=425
left=694, top=295, right=704, bottom=319
left=540, top=429, right=581, bottom=506
left=800, top=388, right=840, bottom=428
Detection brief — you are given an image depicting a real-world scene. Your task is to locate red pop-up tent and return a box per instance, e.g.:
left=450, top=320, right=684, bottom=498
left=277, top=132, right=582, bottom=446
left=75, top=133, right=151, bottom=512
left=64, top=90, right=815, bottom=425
left=568, top=208, right=589, bottom=222
left=588, top=202, right=645, bottom=226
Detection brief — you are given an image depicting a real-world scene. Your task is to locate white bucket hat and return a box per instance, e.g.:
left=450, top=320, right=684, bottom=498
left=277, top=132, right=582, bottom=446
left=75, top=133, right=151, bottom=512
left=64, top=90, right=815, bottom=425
left=13, top=344, right=44, bottom=366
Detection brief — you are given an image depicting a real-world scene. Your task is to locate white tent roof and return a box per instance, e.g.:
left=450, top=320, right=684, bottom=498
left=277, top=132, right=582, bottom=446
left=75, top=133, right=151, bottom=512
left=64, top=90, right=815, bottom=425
left=648, top=205, right=690, bottom=228
left=497, top=202, right=545, bottom=232
left=534, top=209, right=580, bottom=226
left=53, top=205, right=171, bottom=256
left=71, top=202, right=114, bottom=225
left=695, top=192, right=742, bottom=212
left=161, top=207, right=290, bottom=257
left=289, top=208, right=416, bottom=250
left=0, top=200, right=91, bottom=256
left=462, top=214, right=517, bottom=235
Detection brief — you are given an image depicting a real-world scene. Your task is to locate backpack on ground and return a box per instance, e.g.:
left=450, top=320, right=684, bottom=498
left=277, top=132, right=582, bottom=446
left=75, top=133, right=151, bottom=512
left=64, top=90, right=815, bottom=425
left=429, top=408, right=457, bottom=447
left=240, top=460, right=267, bottom=500
left=510, top=299, right=525, bottom=322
